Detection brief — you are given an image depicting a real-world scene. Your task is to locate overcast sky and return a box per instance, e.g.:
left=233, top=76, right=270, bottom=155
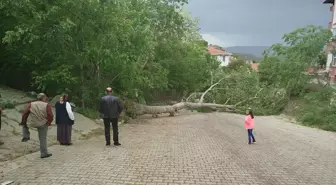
left=186, top=0, right=331, bottom=47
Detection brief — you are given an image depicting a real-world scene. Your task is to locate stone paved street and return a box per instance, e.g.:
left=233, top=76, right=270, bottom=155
left=1, top=113, right=336, bottom=185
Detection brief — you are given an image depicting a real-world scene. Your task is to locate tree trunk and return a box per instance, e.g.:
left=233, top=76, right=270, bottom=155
left=80, top=64, right=85, bottom=108
left=123, top=80, right=264, bottom=118
left=96, top=64, right=100, bottom=86
left=96, top=62, right=101, bottom=100
left=126, top=101, right=236, bottom=118
left=124, top=77, right=243, bottom=118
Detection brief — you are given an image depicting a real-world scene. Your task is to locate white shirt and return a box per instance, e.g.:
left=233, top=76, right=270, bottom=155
left=65, top=102, right=75, bottom=121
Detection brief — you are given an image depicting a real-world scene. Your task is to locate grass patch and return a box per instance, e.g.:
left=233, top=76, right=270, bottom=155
left=76, top=107, right=99, bottom=119
left=282, top=98, right=303, bottom=117
left=195, top=107, right=214, bottom=113
left=295, top=87, right=336, bottom=132
left=0, top=98, right=17, bottom=108
left=78, top=127, right=104, bottom=140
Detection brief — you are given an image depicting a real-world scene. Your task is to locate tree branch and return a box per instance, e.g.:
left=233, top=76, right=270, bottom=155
left=224, top=98, right=230, bottom=105
left=186, top=92, right=202, bottom=102
left=111, top=70, right=125, bottom=82
left=210, top=71, right=213, bottom=85
left=199, top=77, right=225, bottom=103
left=234, top=88, right=263, bottom=107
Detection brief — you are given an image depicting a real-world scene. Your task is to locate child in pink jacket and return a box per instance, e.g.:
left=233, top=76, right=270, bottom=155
left=245, top=110, right=256, bottom=145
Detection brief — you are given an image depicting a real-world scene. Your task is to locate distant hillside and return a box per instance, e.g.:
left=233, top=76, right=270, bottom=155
left=226, top=46, right=269, bottom=58
left=233, top=53, right=262, bottom=61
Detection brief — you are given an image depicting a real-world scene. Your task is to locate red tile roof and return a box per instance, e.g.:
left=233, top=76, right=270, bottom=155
left=208, top=45, right=231, bottom=56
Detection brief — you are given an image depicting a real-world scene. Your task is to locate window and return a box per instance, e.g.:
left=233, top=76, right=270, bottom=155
left=332, top=56, right=336, bottom=66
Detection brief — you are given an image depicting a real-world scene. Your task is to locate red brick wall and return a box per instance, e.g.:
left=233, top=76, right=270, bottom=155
left=251, top=63, right=258, bottom=72
left=330, top=67, right=336, bottom=83
left=307, top=67, right=314, bottom=73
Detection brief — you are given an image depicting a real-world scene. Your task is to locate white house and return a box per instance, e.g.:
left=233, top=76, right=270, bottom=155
left=324, top=0, right=336, bottom=73
left=208, top=45, right=233, bottom=67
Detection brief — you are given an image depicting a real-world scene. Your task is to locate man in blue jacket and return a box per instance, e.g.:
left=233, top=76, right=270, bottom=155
left=99, top=87, right=123, bottom=146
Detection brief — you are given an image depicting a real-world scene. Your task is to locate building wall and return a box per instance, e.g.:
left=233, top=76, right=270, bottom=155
left=327, top=53, right=333, bottom=71
left=216, top=55, right=224, bottom=66
left=332, top=3, right=336, bottom=29
left=326, top=5, right=336, bottom=71
left=217, top=55, right=230, bottom=66
left=224, top=56, right=231, bottom=66
left=327, top=1, right=336, bottom=82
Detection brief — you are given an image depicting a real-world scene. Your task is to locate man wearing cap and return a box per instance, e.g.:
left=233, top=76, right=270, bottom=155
left=99, top=87, right=123, bottom=146
left=21, top=93, right=54, bottom=158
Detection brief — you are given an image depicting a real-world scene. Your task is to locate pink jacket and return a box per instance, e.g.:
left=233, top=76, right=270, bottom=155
left=244, top=115, right=254, bottom=129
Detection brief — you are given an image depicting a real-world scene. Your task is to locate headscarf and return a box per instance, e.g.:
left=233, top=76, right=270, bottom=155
left=62, top=94, right=68, bottom=101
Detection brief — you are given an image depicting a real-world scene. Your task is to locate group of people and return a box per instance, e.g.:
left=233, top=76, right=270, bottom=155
left=18, top=87, right=122, bottom=158
left=1, top=86, right=255, bottom=159
left=20, top=93, right=75, bottom=158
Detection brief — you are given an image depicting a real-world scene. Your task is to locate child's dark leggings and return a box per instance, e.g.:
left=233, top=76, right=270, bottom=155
left=247, top=129, right=256, bottom=144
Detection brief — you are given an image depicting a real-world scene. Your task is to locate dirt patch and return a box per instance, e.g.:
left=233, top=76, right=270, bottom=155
left=0, top=87, right=104, bottom=163
left=0, top=86, right=34, bottom=105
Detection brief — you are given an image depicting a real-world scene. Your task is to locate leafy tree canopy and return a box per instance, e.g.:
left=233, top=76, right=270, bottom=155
left=0, top=0, right=217, bottom=107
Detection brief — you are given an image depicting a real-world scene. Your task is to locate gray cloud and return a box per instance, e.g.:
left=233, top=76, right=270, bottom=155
left=186, top=0, right=331, bottom=46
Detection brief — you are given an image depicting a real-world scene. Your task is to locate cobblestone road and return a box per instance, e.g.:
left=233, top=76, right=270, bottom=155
left=1, top=113, right=336, bottom=185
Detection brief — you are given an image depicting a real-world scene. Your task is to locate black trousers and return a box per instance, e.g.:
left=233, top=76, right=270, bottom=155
left=103, top=118, right=119, bottom=144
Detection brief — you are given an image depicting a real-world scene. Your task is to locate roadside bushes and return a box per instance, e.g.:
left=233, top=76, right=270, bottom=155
left=296, top=87, right=336, bottom=131
left=0, top=98, right=16, bottom=109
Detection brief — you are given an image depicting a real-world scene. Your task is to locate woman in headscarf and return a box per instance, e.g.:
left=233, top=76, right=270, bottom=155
left=55, top=95, right=75, bottom=145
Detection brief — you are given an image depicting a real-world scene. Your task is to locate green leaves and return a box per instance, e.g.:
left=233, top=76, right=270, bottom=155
left=296, top=87, right=336, bottom=131
left=268, top=25, right=331, bottom=66
left=202, top=25, right=332, bottom=116
left=260, top=25, right=332, bottom=97
left=0, top=0, right=213, bottom=107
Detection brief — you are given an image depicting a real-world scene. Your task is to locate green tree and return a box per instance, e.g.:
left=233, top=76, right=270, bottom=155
left=0, top=0, right=213, bottom=108
left=225, top=56, right=250, bottom=72
left=261, top=25, right=331, bottom=96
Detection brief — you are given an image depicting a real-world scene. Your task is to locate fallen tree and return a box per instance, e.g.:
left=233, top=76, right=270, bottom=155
left=124, top=77, right=262, bottom=118
left=127, top=102, right=236, bottom=118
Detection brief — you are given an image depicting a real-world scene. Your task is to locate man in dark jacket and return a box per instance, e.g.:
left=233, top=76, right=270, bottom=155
left=99, top=87, right=123, bottom=146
